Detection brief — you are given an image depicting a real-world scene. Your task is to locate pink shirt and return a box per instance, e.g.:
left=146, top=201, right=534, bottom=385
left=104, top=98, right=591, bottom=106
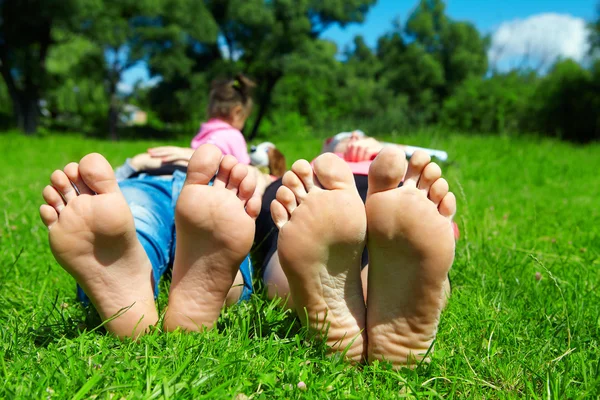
left=190, top=119, right=250, bottom=164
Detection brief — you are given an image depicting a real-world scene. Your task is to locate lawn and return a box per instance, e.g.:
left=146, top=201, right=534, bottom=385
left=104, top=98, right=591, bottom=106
left=0, top=131, right=599, bottom=398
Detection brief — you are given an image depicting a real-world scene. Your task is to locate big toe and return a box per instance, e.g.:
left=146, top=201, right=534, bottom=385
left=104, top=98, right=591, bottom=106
left=312, top=153, right=356, bottom=191
left=79, top=153, right=120, bottom=194
left=186, top=144, right=223, bottom=185
left=367, top=146, right=407, bottom=196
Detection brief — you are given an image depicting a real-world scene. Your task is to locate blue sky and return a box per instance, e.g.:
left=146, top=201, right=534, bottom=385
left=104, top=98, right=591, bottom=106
left=323, top=0, right=596, bottom=48
left=121, top=0, right=598, bottom=90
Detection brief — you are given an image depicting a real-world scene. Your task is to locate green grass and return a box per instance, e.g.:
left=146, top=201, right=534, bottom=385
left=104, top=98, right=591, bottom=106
left=1, top=131, right=599, bottom=398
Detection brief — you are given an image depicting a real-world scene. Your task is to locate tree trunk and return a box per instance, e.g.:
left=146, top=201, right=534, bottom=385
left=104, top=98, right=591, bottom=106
left=108, top=81, right=119, bottom=141
left=108, top=100, right=119, bottom=141
left=248, top=74, right=282, bottom=140
left=13, top=93, right=39, bottom=135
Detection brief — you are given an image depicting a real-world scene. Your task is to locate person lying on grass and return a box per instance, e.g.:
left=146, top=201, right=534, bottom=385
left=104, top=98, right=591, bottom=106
left=41, top=73, right=264, bottom=329
left=254, top=134, right=457, bottom=369
left=40, top=142, right=456, bottom=370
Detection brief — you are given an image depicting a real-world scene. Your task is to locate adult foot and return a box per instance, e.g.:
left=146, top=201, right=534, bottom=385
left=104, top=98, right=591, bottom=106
left=39, top=154, right=158, bottom=338
left=271, top=154, right=367, bottom=362
left=164, top=144, right=260, bottom=331
left=366, top=147, right=456, bottom=368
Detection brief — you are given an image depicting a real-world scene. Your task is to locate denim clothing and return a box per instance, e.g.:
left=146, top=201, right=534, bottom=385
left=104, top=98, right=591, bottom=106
left=77, top=170, right=253, bottom=304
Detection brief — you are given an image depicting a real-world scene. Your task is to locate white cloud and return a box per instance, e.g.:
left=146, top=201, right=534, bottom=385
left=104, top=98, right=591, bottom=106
left=140, top=76, right=163, bottom=89
left=489, top=13, right=590, bottom=71
left=117, top=82, right=133, bottom=94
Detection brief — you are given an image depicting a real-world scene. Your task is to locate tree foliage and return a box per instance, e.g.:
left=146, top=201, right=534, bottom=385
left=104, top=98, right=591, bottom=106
left=0, top=0, right=87, bottom=134
left=1, top=0, right=598, bottom=143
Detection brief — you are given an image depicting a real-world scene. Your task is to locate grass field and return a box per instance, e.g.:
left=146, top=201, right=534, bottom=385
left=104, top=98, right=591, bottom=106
left=0, top=131, right=599, bottom=398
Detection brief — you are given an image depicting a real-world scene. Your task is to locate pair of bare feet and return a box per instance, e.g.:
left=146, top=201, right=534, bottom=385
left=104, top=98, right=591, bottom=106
left=40, top=145, right=260, bottom=338
left=270, top=147, right=456, bottom=369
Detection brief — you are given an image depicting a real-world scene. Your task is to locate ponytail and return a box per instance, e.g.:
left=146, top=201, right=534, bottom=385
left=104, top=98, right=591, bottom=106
left=208, top=74, right=256, bottom=119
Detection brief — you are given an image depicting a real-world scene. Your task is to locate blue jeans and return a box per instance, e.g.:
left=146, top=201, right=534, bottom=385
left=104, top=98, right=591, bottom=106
left=77, top=170, right=254, bottom=304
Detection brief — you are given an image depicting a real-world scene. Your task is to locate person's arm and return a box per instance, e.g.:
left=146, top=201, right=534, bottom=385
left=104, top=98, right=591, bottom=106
left=129, top=152, right=165, bottom=170
left=114, top=158, right=138, bottom=182
left=147, top=146, right=195, bottom=164
left=343, top=138, right=385, bottom=162
left=114, top=153, right=164, bottom=181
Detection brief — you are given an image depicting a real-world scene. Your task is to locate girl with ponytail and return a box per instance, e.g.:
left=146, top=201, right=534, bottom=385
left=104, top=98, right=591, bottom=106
left=143, top=74, right=256, bottom=166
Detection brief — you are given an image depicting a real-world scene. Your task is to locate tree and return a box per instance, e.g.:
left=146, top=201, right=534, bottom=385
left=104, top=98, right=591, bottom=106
left=145, top=0, right=377, bottom=139
left=45, top=29, right=108, bottom=132
left=440, top=72, right=537, bottom=134
left=82, top=0, right=167, bottom=140
left=0, top=0, right=84, bottom=134
left=142, top=0, right=222, bottom=127
left=532, top=59, right=599, bottom=142
left=375, top=0, right=488, bottom=124
left=589, top=3, right=600, bottom=54
left=377, top=31, right=445, bottom=123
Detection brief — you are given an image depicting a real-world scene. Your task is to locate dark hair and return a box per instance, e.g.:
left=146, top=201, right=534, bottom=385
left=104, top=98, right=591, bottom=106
left=208, top=74, right=256, bottom=119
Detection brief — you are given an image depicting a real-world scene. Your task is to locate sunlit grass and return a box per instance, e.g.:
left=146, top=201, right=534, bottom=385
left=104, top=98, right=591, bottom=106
left=0, top=131, right=598, bottom=398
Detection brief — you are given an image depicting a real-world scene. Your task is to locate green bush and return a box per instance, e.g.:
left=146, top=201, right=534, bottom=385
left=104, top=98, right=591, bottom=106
left=254, top=111, right=313, bottom=140
left=440, top=72, right=537, bottom=134
left=531, top=59, right=600, bottom=143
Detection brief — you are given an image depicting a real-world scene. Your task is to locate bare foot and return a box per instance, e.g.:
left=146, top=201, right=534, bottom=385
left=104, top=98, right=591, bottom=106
left=39, top=154, right=158, bottom=338
left=366, top=148, right=456, bottom=368
left=164, top=144, right=261, bottom=331
left=271, top=154, right=367, bottom=362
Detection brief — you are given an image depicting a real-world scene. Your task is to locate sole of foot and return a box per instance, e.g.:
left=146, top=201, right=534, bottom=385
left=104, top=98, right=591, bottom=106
left=271, top=153, right=367, bottom=362
left=365, top=147, right=456, bottom=369
left=40, top=153, right=158, bottom=338
left=163, top=144, right=261, bottom=332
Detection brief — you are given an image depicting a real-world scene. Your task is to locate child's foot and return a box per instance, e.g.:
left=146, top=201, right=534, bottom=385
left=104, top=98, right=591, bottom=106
left=271, top=154, right=367, bottom=362
left=39, top=154, right=158, bottom=338
left=365, top=148, right=456, bottom=368
left=164, top=145, right=260, bottom=331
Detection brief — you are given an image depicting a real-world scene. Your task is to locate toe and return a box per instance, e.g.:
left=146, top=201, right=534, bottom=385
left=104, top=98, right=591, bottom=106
left=282, top=170, right=308, bottom=202
left=271, top=199, right=290, bottom=229
left=50, top=170, right=77, bottom=203
left=312, top=153, right=355, bottom=191
left=367, top=147, right=407, bottom=196
left=63, top=162, right=94, bottom=196
left=43, top=185, right=65, bottom=213
left=428, top=178, right=449, bottom=206
left=403, top=150, right=431, bottom=189
left=417, top=162, right=442, bottom=194
left=226, top=163, right=249, bottom=196
left=290, top=160, right=315, bottom=192
left=246, top=196, right=261, bottom=220
left=238, top=168, right=257, bottom=203
left=79, top=153, right=120, bottom=194
left=439, top=192, right=457, bottom=219
left=214, top=155, right=238, bottom=189
left=39, top=204, right=58, bottom=228
left=186, top=144, right=223, bottom=185
left=275, top=185, right=297, bottom=215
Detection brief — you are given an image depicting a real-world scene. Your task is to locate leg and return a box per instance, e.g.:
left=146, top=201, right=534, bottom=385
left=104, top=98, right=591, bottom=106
left=365, top=148, right=456, bottom=368
left=254, top=178, right=291, bottom=305
left=39, top=154, right=158, bottom=338
left=270, top=154, right=367, bottom=362
left=163, top=145, right=261, bottom=331
left=263, top=251, right=293, bottom=309
left=118, top=176, right=177, bottom=296
left=224, top=271, right=245, bottom=307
